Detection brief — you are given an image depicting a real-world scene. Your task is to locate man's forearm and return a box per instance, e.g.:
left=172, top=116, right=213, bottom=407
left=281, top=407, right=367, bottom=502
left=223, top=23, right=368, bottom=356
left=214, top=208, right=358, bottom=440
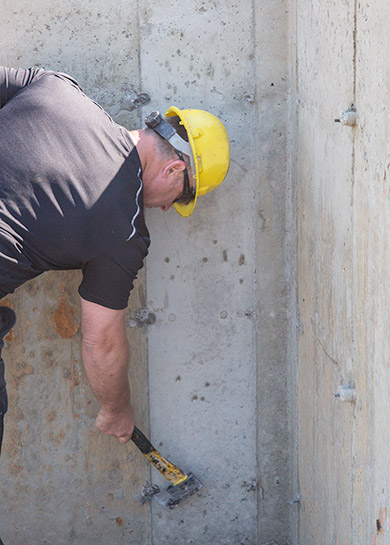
left=81, top=334, right=135, bottom=442
left=82, top=334, right=130, bottom=413
left=80, top=299, right=135, bottom=442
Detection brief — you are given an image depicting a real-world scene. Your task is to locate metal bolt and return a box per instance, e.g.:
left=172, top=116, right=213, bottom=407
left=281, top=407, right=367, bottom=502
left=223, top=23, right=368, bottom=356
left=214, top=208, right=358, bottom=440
left=130, top=309, right=156, bottom=327
left=335, top=104, right=358, bottom=126
left=287, top=493, right=301, bottom=505
left=334, top=383, right=356, bottom=403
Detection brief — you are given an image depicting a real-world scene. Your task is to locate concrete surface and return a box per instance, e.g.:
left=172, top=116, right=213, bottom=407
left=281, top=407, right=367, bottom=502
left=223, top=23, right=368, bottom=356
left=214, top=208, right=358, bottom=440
left=0, top=272, right=150, bottom=545
left=296, top=0, right=356, bottom=541
left=0, top=1, right=294, bottom=544
left=296, top=0, right=390, bottom=543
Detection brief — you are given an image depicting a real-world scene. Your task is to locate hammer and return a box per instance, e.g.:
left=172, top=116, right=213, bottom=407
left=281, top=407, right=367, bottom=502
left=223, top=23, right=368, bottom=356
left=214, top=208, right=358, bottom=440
left=131, top=426, right=202, bottom=509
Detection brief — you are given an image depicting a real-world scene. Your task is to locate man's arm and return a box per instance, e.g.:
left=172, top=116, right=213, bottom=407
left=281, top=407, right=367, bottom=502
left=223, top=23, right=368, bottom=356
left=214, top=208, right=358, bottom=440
left=80, top=297, right=134, bottom=443
left=0, top=66, right=44, bottom=109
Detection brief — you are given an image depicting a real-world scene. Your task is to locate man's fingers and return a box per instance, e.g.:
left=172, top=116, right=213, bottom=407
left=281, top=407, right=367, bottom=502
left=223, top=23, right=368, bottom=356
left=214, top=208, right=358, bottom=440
left=119, top=434, right=132, bottom=444
left=94, top=406, right=135, bottom=441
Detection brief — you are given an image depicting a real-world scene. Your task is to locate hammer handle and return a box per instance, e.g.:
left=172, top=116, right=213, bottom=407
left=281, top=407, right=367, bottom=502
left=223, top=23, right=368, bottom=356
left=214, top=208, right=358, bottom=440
left=131, top=426, right=156, bottom=454
left=131, top=426, right=188, bottom=486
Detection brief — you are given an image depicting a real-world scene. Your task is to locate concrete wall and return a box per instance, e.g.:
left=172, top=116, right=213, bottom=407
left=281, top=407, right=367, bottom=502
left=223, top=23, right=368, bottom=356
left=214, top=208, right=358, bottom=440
left=144, top=1, right=293, bottom=543
left=0, top=1, right=293, bottom=545
left=296, top=0, right=390, bottom=543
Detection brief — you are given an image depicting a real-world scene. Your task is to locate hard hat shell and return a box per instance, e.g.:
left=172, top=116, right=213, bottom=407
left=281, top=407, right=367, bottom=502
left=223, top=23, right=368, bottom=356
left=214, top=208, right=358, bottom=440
left=165, top=107, right=230, bottom=218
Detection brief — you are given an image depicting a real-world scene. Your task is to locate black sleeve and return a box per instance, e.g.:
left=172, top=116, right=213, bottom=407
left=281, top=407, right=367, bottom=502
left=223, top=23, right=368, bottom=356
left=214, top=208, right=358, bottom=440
left=0, top=66, right=45, bottom=108
left=78, top=236, right=149, bottom=310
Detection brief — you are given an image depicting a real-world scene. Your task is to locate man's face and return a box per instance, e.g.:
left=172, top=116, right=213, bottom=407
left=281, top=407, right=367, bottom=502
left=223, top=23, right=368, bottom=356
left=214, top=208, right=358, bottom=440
left=144, top=159, right=194, bottom=211
left=143, top=171, right=184, bottom=211
left=158, top=174, right=188, bottom=211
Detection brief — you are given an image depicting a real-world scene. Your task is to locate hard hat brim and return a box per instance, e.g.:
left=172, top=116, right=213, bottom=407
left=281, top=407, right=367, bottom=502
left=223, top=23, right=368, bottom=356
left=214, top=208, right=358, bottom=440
left=165, top=106, right=199, bottom=218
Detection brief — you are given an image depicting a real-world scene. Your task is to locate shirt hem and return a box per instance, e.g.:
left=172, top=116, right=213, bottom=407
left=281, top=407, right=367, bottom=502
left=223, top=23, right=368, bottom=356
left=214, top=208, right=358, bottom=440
left=78, top=287, right=128, bottom=311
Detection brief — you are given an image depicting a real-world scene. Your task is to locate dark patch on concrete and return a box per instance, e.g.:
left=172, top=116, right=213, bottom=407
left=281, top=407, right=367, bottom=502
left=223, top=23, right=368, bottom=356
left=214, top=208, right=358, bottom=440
left=239, top=254, right=246, bottom=265
left=134, top=309, right=156, bottom=327
left=202, top=257, right=208, bottom=263
left=223, top=249, right=228, bottom=262
left=120, top=87, right=151, bottom=111
left=165, top=257, right=170, bottom=263
left=258, top=209, right=271, bottom=231
left=43, top=348, right=56, bottom=369
left=141, top=483, right=160, bottom=505
left=376, top=507, right=387, bottom=534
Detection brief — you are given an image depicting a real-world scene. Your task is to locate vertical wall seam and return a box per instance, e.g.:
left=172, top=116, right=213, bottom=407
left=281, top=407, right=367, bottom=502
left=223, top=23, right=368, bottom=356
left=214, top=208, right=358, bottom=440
left=351, top=0, right=357, bottom=197
left=350, top=1, right=358, bottom=543
left=288, top=0, right=300, bottom=541
left=251, top=0, right=260, bottom=542
left=135, top=1, right=153, bottom=542
left=294, top=11, right=300, bottom=543
left=352, top=0, right=357, bottom=100
left=350, top=2, right=373, bottom=538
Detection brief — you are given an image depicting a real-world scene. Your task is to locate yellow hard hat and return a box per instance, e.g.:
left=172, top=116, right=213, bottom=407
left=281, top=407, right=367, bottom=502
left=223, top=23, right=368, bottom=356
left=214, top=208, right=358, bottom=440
left=165, top=107, right=230, bottom=217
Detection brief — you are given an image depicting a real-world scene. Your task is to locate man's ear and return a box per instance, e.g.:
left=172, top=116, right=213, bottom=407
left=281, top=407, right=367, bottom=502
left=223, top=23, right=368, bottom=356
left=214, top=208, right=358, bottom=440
left=162, top=158, right=186, bottom=178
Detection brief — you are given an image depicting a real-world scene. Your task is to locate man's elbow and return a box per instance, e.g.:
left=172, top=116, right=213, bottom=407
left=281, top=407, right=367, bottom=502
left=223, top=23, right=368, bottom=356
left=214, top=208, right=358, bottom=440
left=81, top=328, right=129, bottom=357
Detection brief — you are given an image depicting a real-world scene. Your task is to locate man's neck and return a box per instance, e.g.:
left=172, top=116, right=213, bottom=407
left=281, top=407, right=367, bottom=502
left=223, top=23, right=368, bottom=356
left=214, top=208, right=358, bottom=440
left=128, top=129, right=164, bottom=207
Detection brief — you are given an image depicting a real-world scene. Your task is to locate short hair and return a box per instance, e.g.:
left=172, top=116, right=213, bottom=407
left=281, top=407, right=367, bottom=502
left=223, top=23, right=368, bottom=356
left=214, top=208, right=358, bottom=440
left=149, top=115, right=190, bottom=162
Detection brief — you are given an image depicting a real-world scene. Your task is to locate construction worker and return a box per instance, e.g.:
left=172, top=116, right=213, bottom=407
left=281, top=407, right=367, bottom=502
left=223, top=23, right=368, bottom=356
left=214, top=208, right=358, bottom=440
left=0, top=66, right=230, bottom=458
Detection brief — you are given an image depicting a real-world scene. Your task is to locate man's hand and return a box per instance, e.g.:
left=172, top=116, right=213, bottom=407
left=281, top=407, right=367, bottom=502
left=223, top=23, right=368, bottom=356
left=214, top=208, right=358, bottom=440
left=95, top=405, right=135, bottom=444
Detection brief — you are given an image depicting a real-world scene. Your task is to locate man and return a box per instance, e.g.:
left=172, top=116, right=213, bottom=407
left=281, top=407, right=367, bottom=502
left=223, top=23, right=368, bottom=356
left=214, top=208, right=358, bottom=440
left=0, top=66, right=230, bottom=457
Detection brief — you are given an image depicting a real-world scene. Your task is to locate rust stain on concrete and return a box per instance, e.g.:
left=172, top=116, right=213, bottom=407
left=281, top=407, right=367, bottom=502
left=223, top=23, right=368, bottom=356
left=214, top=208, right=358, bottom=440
left=48, top=431, right=66, bottom=446
left=0, top=298, right=14, bottom=309
left=9, top=463, right=24, bottom=476
left=53, top=298, right=79, bottom=339
left=4, top=330, right=15, bottom=343
left=372, top=506, right=388, bottom=545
